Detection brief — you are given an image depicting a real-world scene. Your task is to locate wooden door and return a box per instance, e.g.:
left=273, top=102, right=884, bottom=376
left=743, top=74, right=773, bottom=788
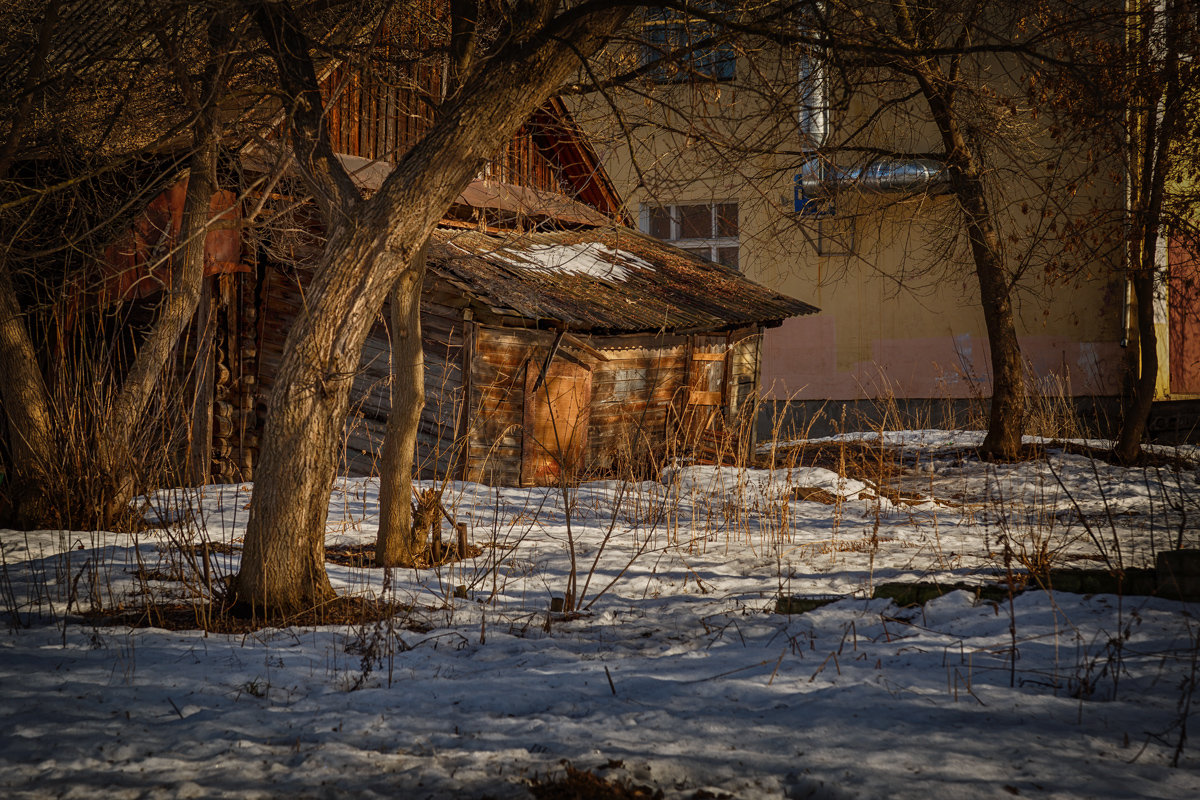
left=521, top=360, right=592, bottom=485
left=677, top=337, right=733, bottom=461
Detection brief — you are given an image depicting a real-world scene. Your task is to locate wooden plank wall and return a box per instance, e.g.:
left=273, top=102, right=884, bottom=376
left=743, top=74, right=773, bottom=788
left=468, top=326, right=542, bottom=486
left=257, top=281, right=766, bottom=485
left=318, top=23, right=568, bottom=197
left=481, top=125, right=567, bottom=194
left=467, top=328, right=690, bottom=486
left=257, top=267, right=467, bottom=480
left=464, top=328, right=764, bottom=484
left=586, top=338, right=688, bottom=476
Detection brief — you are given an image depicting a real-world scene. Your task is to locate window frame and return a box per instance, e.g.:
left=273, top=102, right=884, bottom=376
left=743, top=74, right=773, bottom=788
left=641, top=201, right=740, bottom=270
left=640, top=6, right=736, bottom=84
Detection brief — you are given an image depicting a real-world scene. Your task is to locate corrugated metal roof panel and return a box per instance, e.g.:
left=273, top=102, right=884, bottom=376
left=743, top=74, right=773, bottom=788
left=428, top=226, right=818, bottom=334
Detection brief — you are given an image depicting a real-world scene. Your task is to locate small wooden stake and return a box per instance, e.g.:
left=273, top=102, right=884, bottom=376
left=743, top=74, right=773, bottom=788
left=456, top=522, right=468, bottom=557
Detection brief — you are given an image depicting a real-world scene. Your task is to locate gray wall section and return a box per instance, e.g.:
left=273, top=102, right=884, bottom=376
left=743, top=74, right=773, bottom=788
left=755, top=397, right=1136, bottom=443
left=1148, top=400, right=1200, bottom=445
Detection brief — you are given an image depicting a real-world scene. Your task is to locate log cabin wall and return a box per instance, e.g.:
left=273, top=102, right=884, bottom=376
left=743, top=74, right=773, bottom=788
left=257, top=265, right=470, bottom=481
left=254, top=270, right=768, bottom=487
left=209, top=272, right=258, bottom=483
left=99, top=177, right=252, bottom=484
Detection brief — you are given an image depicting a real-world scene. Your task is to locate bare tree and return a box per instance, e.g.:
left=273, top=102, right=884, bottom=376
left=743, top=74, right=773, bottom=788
left=1113, top=0, right=1197, bottom=463
left=0, top=1, right=240, bottom=527
left=579, top=1, right=1136, bottom=460
left=232, top=0, right=632, bottom=612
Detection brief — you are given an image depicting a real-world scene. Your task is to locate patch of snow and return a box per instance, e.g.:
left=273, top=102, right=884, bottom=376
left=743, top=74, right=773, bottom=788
left=2, top=431, right=1199, bottom=798
left=493, top=242, right=656, bottom=282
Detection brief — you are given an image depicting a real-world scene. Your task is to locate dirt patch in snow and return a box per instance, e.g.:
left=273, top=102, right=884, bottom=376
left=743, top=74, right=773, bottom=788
left=528, top=763, right=666, bottom=800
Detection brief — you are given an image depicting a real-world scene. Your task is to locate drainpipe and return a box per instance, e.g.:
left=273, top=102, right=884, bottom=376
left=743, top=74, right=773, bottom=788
left=798, top=52, right=827, bottom=149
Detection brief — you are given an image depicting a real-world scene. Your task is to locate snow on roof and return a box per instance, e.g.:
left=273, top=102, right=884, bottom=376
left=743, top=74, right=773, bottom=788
left=492, top=242, right=656, bottom=283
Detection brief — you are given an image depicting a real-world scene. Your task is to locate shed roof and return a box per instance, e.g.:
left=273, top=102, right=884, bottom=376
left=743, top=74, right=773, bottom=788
left=428, top=227, right=818, bottom=335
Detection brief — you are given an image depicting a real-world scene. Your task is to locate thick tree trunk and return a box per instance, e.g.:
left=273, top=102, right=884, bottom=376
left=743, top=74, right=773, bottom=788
left=376, top=247, right=428, bottom=567
left=235, top=1, right=630, bottom=613
left=235, top=229, right=408, bottom=612
left=963, top=185, right=1026, bottom=461
left=0, top=264, right=56, bottom=527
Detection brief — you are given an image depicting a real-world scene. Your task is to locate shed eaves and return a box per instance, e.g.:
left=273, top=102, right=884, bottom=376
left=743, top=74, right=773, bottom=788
left=428, top=227, right=818, bottom=335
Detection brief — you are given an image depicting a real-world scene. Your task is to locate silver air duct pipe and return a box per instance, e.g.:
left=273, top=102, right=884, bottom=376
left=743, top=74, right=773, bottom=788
left=794, top=157, right=950, bottom=215
left=798, top=156, right=950, bottom=196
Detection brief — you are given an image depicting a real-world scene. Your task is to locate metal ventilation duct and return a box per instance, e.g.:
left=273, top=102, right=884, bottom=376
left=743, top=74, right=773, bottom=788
left=794, top=157, right=950, bottom=216
left=798, top=157, right=950, bottom=196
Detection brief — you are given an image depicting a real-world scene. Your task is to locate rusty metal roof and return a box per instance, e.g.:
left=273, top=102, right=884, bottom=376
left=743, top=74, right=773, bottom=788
left=428, top=227, right=818, bottom=334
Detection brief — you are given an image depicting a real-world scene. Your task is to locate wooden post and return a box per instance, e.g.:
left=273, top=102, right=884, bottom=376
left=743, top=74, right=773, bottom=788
left=188, top=279, right=215, bottom=486
left=456, top=521, right=468, bottom=557
left=721, top=330, right=733, bottom=421
left=458, top=312, right=474, bottom=481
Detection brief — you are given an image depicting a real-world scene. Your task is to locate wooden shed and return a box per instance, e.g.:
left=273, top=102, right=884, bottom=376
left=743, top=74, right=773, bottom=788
left=311, top=225, right=818, bottom=486
left=41, top=7, right=817, bottom=488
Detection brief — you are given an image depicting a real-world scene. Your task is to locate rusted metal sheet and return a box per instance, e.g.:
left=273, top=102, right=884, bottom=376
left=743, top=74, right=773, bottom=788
left=1169, top=235, right=1200, bottom=395
left=101, top=182, right=240, bottom=304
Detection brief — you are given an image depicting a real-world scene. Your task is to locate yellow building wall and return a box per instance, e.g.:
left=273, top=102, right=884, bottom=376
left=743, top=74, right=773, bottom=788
left=573, top=42, right=1134, bottom=404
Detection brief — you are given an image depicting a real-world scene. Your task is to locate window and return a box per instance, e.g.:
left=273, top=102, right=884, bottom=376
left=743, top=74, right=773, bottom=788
left=642, top=7, right=736, bottom=82
left=642, top=202, right=739, bottom=269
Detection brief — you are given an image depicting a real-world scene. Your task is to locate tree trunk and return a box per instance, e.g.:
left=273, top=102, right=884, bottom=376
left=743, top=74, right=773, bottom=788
left=0, top=263, right=55, bottom=527
left=1113, top=0, right=1185, bottom=465
left=898, top=4, right=1026, bottom=460
left=964, top=184, right=1026, bottom=461
left=96, top=113, right=219, bottom=527
left=235, top=228, right=405, bottom=612
left=1115, top=269, right=1157, bottom=463
left=376, top=246, right=428, bottom=567
left=235, top=1, right=630, bottom=613
left=187, top=279, right=216, bottom=486
left=0, top=0, right=61, bottom=526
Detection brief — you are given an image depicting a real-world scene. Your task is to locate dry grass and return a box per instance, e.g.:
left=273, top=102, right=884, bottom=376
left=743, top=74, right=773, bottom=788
left=529, top=764, right=665, bottom=800
left=81, top=596, right=417, bottom=634
left=325, top=541, right=484, bottom=569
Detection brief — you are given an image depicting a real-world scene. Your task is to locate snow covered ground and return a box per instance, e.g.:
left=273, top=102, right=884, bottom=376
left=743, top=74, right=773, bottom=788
left=2, top=431, right=1199, bottom=799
